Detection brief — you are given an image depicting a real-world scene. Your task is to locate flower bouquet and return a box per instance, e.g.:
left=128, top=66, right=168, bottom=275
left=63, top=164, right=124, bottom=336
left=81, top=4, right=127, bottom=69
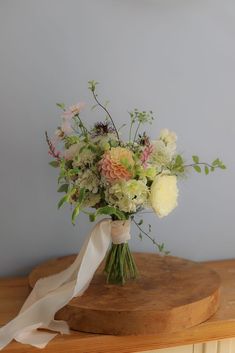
left=46, top=81, right=225, bottom=285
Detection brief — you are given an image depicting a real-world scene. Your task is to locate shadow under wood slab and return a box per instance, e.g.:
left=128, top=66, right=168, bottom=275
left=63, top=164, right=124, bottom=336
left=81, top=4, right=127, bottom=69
left=28, top=253, right=220, bottom=335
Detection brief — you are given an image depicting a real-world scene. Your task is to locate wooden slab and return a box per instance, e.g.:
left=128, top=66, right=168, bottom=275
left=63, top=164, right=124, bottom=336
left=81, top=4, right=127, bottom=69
left=28, top=253, right=221, bottom=335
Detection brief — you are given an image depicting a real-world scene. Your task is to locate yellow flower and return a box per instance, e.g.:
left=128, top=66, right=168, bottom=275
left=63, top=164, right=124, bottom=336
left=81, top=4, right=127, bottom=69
left=150, top=175, right=178, bottom=218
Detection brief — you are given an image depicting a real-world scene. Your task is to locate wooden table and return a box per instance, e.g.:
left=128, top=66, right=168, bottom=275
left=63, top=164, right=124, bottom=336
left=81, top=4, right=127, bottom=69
left=1, top=259, right=235, bottom=353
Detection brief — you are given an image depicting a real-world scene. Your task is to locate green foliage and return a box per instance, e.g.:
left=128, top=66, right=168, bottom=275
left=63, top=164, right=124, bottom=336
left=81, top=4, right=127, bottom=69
left=170, top=154, right=185, bottom=175
left=88, top=80, right=99, bottom=92
left=89, top=206, right=126, bottom=222
left=204, top=166, right=209, bottom=175
left=71, top=188, right=86, bottom=225
left=56, top=103, right=65, bottom=110
left=192, top=155, right=199, bottom=164
left=57, top=184, right=69, bottom=193
left=72, top=204, right=80, bottom=225
left=57, top=194, right=70, bottom=209
left=64, top=135, right=80, bottom=149
left=212, top=158, right=226, bottom=169
left=129, top=109, right=154, bottom=125
left=57, top=187, right=76, bottom=209
left=137, top=219, right=143, bottom=226
left=128, top=109, right=154, bottom=143
left=132, top=217, right=170, bottom=255
left=190, top=156, right=226, bottom=175
left=49, top=160, right=60, bottom=168
left=193, top=165, right=201, bottom=173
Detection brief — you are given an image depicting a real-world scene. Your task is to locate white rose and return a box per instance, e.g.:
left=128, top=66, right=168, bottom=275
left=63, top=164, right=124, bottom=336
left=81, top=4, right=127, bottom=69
left=150, top=175, right=178, bottom=218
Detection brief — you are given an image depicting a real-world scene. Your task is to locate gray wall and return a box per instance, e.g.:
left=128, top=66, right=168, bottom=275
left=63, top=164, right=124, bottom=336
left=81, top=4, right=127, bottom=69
left=0, top=0, right=234, bottom=277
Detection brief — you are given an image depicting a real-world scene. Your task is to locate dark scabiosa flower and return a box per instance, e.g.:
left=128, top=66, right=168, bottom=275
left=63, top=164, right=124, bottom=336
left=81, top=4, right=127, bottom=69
left=137, top=132, right=150, bottom=146
left=92, top=121, right=115, bottom=136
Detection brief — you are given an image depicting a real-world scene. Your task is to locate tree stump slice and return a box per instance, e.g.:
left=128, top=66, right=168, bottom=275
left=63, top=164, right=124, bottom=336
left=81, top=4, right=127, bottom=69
left=28, top=253, right=221, bottom=335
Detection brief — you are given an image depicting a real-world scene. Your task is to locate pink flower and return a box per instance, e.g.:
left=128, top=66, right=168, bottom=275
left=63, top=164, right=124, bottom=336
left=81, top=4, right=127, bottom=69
left=61, top=102, right=85, bottom=135
left=61, top=119, right=73, bottom=134
left=62, top=102, right=85, bottom=120
left=140, top=144, right=154, bottom=168
left=45, top=132, right=61, bottom=159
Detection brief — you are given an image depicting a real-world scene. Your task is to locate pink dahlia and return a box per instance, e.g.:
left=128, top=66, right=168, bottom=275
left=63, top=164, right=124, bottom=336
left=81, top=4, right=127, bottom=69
left=99, top=147, right=135, bottom=183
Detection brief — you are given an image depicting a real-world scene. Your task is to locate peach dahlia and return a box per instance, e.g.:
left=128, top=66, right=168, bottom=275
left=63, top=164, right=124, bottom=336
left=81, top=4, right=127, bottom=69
left=99, top=147, right=135, bottom=183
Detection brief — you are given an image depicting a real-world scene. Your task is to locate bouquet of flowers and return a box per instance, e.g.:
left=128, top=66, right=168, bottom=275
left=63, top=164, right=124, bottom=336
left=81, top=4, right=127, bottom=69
left=46, top=81, right=225, bottom=284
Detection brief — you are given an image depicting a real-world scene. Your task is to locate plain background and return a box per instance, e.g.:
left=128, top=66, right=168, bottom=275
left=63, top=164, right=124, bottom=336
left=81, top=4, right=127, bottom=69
left=0, top=0, right=234, bottom=277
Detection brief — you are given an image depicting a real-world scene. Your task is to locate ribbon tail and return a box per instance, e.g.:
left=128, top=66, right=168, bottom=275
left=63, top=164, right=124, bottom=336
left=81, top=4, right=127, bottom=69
left=0, top=219, right=112, bottom=350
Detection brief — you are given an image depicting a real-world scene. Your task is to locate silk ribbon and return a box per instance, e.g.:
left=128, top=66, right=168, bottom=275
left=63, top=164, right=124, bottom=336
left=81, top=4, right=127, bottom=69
left=0, top=219, right=131, bottom=350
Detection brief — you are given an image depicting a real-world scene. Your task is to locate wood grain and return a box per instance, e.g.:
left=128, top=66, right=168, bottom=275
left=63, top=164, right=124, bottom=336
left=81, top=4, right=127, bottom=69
left=28, top=253, right=220, bottom=335
left=1, top=259, right=235, bottom=353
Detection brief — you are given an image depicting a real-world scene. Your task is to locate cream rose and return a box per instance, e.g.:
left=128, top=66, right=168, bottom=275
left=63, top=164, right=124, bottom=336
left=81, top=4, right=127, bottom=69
left=150, top=175, right=178, bottom=217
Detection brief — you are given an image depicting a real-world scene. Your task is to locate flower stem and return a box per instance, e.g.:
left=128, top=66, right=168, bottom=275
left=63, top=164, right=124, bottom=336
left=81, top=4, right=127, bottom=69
left=184, top=162, right=215, bottom=168
left=132, top=218, right=167, bottom=254
left=104, top=243, right=138, bottom=284
left=91, top=90, right=121, bottom=144
left=133, top=122, right=141, bottom=143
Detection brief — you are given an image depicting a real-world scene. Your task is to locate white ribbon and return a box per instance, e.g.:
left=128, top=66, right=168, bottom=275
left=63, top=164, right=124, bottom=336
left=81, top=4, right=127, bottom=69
left=0, top=219, right=131, bottom=350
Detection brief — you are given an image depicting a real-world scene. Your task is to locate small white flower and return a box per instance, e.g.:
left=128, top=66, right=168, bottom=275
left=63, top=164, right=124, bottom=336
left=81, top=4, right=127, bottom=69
left=106, top=180, right=149, bottom=213
left=160, top=129, right=177, bottom=145
left=77, top=170, right=100, bottom=194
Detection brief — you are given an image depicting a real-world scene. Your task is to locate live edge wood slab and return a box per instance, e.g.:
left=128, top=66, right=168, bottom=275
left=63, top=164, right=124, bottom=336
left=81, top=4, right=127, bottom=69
left=28, top=253, right=220, bottom=335
left=1, top=258, right=235, bottom=353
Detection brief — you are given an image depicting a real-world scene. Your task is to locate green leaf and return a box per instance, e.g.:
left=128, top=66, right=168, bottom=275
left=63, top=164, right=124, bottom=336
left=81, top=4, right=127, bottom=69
left=193, top=165, right=201, bottom=173
left=158, top=243, right=165, bottom=252
left=211, top=166, right=215, bottom=172
left=56, top=103, right=65, bottom=110
left=57, top=194, right=70, bottom=209
left=89, top=213, right=96, bottom=222
left=204, top=166, right=209, bottom=175
left=49, top=160, right=59, bottom=168
left=220, top=164, right=226, bottom=169
left=212, top=158, right=220, bottom=166
left=178, top=166, right=185, bottom=173
left=78, top=188, right=86, bottom=204
left=72, top=204, right=80, bottom=225
left=88, top=80, right=99, bottom=92
left=192, top=155, right=199, bottom=164
left=175, top=154, right=183, bottom=165
left=57, top=184, right=69, bottom=193
left=138, top=219, right=143, bottom=226
left=57, top=186, right=76, bottom=209
left=89, top=206, right=126, bottom=222
left=71, top=188, right=86, bottom=225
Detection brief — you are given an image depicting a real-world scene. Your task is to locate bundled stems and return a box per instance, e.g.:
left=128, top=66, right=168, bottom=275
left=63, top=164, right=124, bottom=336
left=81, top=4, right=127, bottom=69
left=104, top=243, right=138, bottom=285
